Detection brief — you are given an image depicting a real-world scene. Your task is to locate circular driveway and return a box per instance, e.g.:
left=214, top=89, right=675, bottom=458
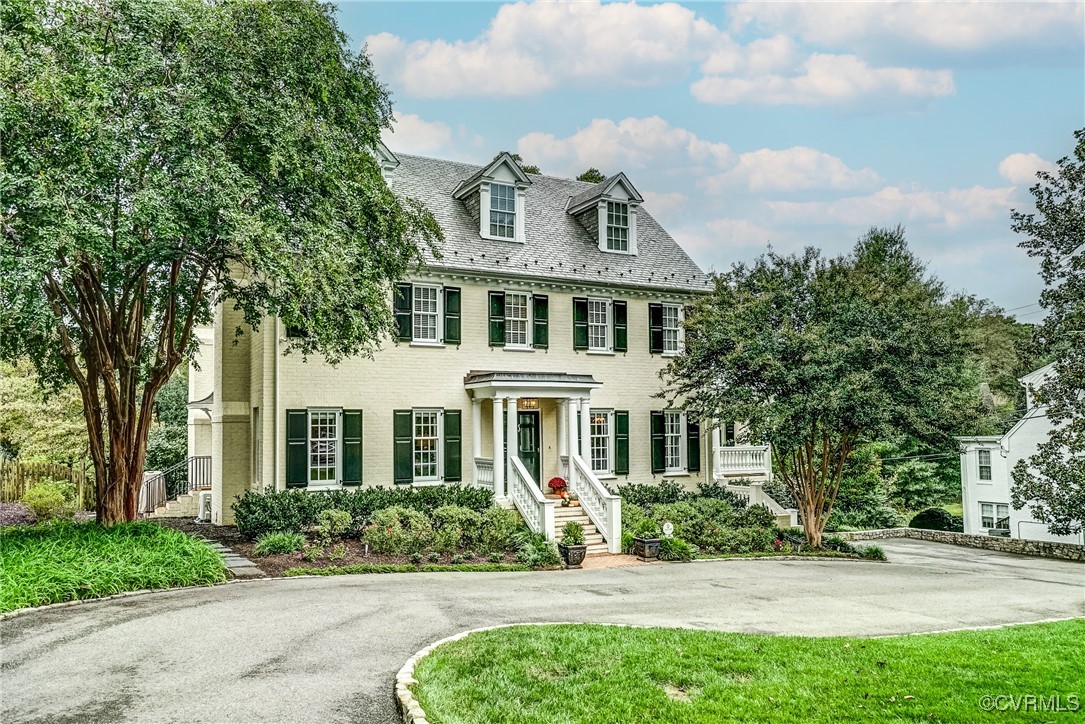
left=2, top=538, right=1082, bottom=724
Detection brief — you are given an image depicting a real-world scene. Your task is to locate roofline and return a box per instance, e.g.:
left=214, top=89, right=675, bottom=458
left=567, top=172, right=644, bottom=215
left=416, top=263, right=712, bottom=297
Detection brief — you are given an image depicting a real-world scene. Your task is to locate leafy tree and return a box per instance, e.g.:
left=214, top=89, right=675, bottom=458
left=145, top=371, right=188, bottom=471
left=825, top=443, right=901, bottom=531
left=0, top=360, right=89, bottom=465
left=495, top=151, right=540, bottom=175
left=577, top=168, right=606, bottom=184
left=665, top=228, right=977, bottom=546
left=1010, top=129, right=1085, bottom=536
left=0, top=0, right=440, bottom=524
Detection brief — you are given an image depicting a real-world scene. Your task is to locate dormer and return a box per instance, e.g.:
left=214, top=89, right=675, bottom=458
left=375, top=140, right=400, bottom=177
left=452, top=153, right=532, bottom=243
left=567, top=173, right=644, bottom=255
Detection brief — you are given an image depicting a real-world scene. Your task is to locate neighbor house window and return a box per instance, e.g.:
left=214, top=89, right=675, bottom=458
left=606, top=201, right=629, bottom=252
left=588, top=298, right=610, bottom=351
left=977, top=449, right=992, bottom=481
left=308, top=410, right=339, bottom=484
left=662, top=304, right=681, bottom=354
left=664, top=411, right=686, bottom=472
left=490, top=183, right=515, bottom=239
left=505, top=292, right=529, bottom=347
left=980, top=502, right=1009, bottom=530
left=413, top=409, right=441, bottom=481
left=590, top=410, right=614, bottom=475
left=412, top=284, right=440, bottom=343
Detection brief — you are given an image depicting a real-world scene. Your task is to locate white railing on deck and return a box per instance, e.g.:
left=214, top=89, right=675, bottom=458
left=474, top=457, right=494, bottom=489
left=509, top=456, right=555, bottom=540
left=714, top=445, right=772, bottom=477
left=568, top=453, right=622, bottom=554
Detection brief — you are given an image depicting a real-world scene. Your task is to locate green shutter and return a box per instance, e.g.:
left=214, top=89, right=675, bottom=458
left=532, top=295, right=549, bottom=349
left=648, top=303, right=664, bottom=354
left=286, top=409, right=307, bottom=488
left=650, top=411, right=665, bottom=474
left=394, top=283, right=412, bottom=341
left=613, top=300, right=627, bottom=352
left=686, top=417, right=701, bottom=473
left=443, top=409, right=462, bottom=482
left=572, top=297, right=588, bottom=350
left=444, top=287, right=461, bottom=345
left=489, top=291, right=505, bottom=347
left=393, top=410, right=412, bottom=485
left=615, top=411, right=629, bottom=476
left=342, top=410, right=363, bottom=485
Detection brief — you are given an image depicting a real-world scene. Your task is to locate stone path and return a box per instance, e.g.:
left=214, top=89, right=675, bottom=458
left=196, top=537, right=265, bottom=578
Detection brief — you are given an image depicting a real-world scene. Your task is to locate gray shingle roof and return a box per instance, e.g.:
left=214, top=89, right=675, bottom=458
left=388, top=153, right=711, bottom=294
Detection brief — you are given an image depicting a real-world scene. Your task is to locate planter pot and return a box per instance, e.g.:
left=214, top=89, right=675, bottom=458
left=559, top=543, right=588, bottom=569
left=633, top=536, right=661, bottom=561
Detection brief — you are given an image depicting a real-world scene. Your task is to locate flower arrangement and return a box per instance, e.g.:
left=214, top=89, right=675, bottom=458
left=548, top=477, right=567, bottom=495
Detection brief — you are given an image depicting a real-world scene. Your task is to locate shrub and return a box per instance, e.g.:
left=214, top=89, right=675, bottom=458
left=703, top=527, right=774, bottom=554
left=362, top=506, right=434, bottom=554
left=513, top=530, right=561, bottom=567
left=739, top=504, right=777, bottom=529
left=620, top=502, right=647, bottom=535
left=314, top=509, right=352, bottom=545
left=696, top=481, right=750, bottom=509
left=826, top=505, right=902, bottom=532
left=487, top=552, right=503, bottom=563
left=821, top=535, right=858, bottom=554
left=650, top=501, right=701, bottom=541
left=618, top=481, right=688, bottom=507
left=432, top=505, right=484, bottom=553
left=689, top=497, right=738, bottom=528
left=632, top=518, right=662, bottom=539
left=410, top=552, right=423, bottom=565
left=760, top=478, right=795, bottom=508
left=21, top=481, right=75, bottom=521
left=658, top=537, right=698, bottom=562
left=479, top=506, right=522, bottom=553
left=560, top=521, right=585, bottom=546
left=860, top=545, right=887, bottom=561
left=621, top=530, right=634, bottom=554
left=450, top=554, right=464, bottom=565
left=427, top=551, right=440, bottom=563
left=253, top=531, right=305, bottom=556
left=910, top=507, right=963, bottom=532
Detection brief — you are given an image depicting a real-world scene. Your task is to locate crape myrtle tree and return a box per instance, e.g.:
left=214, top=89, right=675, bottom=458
left=1010, top=129, right=1085, bottom=536
left=0, top=0, right=440, bottom=524
left=663, top=228, right=978, bottom=546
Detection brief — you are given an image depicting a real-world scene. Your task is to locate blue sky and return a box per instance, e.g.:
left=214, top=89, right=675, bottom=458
left=335, top=1, right=1083, bottom=319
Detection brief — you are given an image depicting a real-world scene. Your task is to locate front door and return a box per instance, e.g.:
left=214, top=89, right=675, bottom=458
left=517, top=411, right=541, bottom=485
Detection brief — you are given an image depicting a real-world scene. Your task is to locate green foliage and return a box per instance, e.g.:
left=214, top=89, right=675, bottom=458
left=739, top=504, right=777, bottom=529
left=701, top=527, right=774, bottom=554
left=450, top=554, right=465, bottom=565
left=632, top=518, right=662, bottom=540
left=576, top=168, right=606, bottom=184
left=909, top=507, right=963, bottom=532
left=560, top=521, right=585, bottom=546
left=20, top=480, right=75, bottom=521
left=487, top=552, right=503, bottom=563
left=513, top=530, right=561, bottom=567
left=649, top=501, right=699, bottom=539
left=283, top=562, right=531, bottom=576
left=658, top=537, right=698, bottom=561
left=0, top=360, right=89, bottom=465
left=696, top=481, right=751, bottom=509
left=621, top=530, right=634, bottom=554
left=315, top=508, right=352, bottom=545
left=820, top=535, right=859, bottom=554
left=495, top=151, right=540, bottom=174
left=362, top=506, right=434, bottom=554
left=145, top=371, right=189, bottom=471
left=427, top=552, right=440, bottom=563
left=479, top=506, right=523, bottom=553
left=890, top=458, right=948, bottom=511
left=618, top=482, right=689, bottom=507
left=859, top=545, right=887, bottom=561
left=432, top=505, right=484, bottom=553
left=252, top=531, right=305, bottom=557
left=0, top=521, right=226, bottom=612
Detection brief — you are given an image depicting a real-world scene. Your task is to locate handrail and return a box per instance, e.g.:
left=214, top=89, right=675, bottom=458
left=568, top=453, right=622, bottom=554
left=509, top=456, right=555, bottom=540
left=140, top=455, right=212, bottom=513
left=473, top=457, right=494, bottom=489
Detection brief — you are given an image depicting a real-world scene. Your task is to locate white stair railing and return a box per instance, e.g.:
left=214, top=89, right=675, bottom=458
left=509, top=456, right=555, bottom=540
left=567, top=453, right=622, bottom=554
left=724, top=480, right=798, bottom=527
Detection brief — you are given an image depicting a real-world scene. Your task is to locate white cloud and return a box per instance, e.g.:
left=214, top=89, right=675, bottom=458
left=700, top=146, right=881, bottom=193
left=642, top=191, right=688, bottom=221
left=998, top=153, right=1058, bottom=186
left=381, top=114, right=486, bottom=160
left=693, top=53, right=954, bottom=107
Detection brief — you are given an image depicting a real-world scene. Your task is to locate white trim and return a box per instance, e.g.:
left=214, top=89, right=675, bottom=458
left=661, top=302, right=683, bottom=355
left=411, top=283, right=442, bottom=344
left=306, top=408, right=342, bottom=487
left=412, top=408, right=443, bottom=483
left=589, top=409, right=615, bottom=476
left=663, top=410, right=687, bottom=474
left=503, top=290, right=532, bottom=349
left=587, top=297, right=612, bottom=352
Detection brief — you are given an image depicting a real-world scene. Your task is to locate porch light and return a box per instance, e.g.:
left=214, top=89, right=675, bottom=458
left=520, top=398, right=539, bottom=409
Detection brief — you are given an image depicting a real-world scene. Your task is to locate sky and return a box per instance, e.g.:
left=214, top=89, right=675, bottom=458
left=334, top=1, right=1084, bottom=320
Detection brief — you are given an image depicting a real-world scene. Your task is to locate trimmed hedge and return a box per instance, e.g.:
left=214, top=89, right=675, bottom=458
left=233, top=486, right=493, bottom=540
left=283, top=563, right=531, bottom=576
left=909, top=507, right=964, bottom=533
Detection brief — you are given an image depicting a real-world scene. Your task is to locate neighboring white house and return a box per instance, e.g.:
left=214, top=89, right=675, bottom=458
left=958, top=363, right=1083, bottom=545
left=175, top=147, right=783, bottom=548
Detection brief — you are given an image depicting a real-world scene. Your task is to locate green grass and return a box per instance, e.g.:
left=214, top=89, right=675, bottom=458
left=942, top=503, right=964, bottom=517
left=0, top=521, right=227, bottom=612
left=283, top=562, right=531, bottom=576
left=412, top=621, right=1085, bottom=723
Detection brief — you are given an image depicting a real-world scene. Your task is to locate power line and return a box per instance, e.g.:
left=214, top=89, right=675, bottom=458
left=1001, top=302, right=1041, bottom=313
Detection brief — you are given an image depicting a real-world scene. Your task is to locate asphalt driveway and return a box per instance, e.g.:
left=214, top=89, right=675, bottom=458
left=2, top=538, right=1082, bottom=724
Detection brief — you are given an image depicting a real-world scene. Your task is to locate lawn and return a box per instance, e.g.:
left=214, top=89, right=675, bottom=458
left=0, top=521, right=227, bottom=612
left=412, top=621, right=1085, bottom=723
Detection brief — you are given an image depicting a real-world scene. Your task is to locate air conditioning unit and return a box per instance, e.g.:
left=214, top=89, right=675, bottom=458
left=196, top=491, right=212, bottom=523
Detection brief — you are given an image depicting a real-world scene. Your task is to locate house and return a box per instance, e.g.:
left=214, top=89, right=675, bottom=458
left=179, top=147, right=781, bottom=551
left=957, top=363, right=1083, bottom=544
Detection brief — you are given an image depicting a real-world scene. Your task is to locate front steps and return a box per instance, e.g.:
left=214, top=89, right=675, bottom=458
left=149, top=493, right=197, bottom=519
left=553, top=504, right=609, bottom=555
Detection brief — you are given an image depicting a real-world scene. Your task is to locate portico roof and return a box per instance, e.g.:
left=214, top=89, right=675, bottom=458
left=464, top=370, right=601, bottom=399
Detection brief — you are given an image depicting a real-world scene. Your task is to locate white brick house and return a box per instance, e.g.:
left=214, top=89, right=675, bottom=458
left=184, top=148, right=776, bottom=548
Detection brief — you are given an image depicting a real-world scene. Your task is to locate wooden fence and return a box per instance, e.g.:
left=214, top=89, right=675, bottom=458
left=0, top=459, right=95, bottom=510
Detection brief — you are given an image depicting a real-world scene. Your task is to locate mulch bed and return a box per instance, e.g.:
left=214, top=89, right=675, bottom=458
left=151, top=518, right=519, bottom=577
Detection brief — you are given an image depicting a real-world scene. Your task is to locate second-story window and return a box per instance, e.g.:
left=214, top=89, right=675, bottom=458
left=978, top=449, right=992, bottom=481
left=663, top=304, right=682, bottom=354
left=588, top=298, right=610, bottom=351
left=505, top=292, right=529, bottom=347
left=664, top=410, right=686, bottom=472
left=606, top=201, right=629, bottom=252
left=413, top=284, right=440, bottom=343
left=490, top=184, right=515, bottom=239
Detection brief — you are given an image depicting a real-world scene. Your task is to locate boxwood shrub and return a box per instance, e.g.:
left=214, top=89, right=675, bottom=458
left=909, top=507, right=964, bottom=533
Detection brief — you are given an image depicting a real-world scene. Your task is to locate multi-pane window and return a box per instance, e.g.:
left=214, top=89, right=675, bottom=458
left=588, top=298, right=609, bottom=351
left=505, top=292, right=529, bottom=347
left=490, top=184, right=515, bottom=239
left=977, top=449, right=992, bottom=481
left=413, top=284, right=440, bottom=343
left=662, top=304, right=681, bottom=354
left=606, top=201, right=629, bottom=252
left=980, top=502, right=1009, bottom=530
left=664, top=411, right=685, bottom=472
left=308, top=410, right=338, bottom=484
left=590, top=410, right=613, bottom=474
left=413, top=409, right=440, bottom=481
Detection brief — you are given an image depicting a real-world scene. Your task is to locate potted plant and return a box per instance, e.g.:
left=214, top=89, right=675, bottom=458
left=548, top=477, right=567, bottom=495
left=558, top=521, right=587, bottom=568
left=567, top=491, right=580, bottom=507
left=632, top=518, right=662, bottom=561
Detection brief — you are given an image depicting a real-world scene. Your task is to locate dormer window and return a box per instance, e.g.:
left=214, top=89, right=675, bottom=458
left=451, top=152, right=531, bottom=244
left=606, top=202, right=629, bottom=252
left=567, top=172, right=643, bottom=256
left=490, top=184, right=516, bottom=239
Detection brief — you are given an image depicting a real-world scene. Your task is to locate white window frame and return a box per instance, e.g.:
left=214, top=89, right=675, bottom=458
left=587, top=297, right=611, bottom=352
left=605, top=201, right=629, bottom=253
left=412, top=283, right=442, bottom=344
left=412, top=408, right=443, bottom=483
left=505, top=291, right=531, bottom=348
left=663, top=410, right=686, bottom=473
left=977, top=449, right=992, bottom=481
left=589, top=409, right=615, bottom=476
left=662, top=303, right=683, bottom=355
left=307, top=409, right=341, bottom=487
left=980, top=501, right=1010, bottom=531
left=489, top=183, right=516, bottom=240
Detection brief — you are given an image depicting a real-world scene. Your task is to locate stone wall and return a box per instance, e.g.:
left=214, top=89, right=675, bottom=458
left=836, top=527, right=1085, bottom=562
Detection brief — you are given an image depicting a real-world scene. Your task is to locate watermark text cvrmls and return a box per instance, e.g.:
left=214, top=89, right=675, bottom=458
left=979, top=695, right=1079, bottom=713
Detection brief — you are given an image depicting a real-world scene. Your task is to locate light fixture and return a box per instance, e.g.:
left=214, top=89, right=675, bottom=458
left=520, top=398, right=539, bottom=409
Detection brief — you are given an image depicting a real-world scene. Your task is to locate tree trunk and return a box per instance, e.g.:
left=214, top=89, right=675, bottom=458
left=775, top=431, right=852, bottom=550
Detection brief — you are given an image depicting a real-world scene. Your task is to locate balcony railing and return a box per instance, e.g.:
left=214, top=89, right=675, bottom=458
left=473, top=457, right=494, bottom=490
left=714, top=445, right=772, bottom=478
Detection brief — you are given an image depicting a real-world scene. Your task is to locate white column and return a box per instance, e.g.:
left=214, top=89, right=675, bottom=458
left=492, top=398, right=505, bottom=499
left=506, top=396, right=518, bottom=480
left=557, top=399, right=567, bottom=459
left=711, top=425, right=722, bottom=482
left=567, top=399, right=578, bottom=464
left=579, top=397, right=591, bottom=460
left=471, top=398, right=482, bottom=461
